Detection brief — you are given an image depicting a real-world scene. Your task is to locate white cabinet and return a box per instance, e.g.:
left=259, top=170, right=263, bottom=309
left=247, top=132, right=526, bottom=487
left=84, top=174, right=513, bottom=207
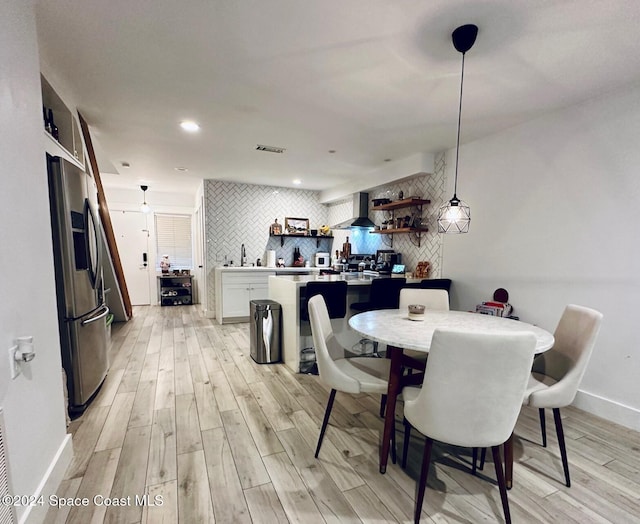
left=216, top=270, right=275, bottom=323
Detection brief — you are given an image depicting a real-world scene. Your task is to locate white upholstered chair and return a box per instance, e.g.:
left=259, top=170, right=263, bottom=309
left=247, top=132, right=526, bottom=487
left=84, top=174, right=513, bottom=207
left=402, top=329, right=537, bottom=524
left=523, top=304, right=603, bottom=487
left=398, top=288, right=450, bottom=312
left=398, top=288, right=449, bottom=371
left=308, top=294, right=393, bottom=458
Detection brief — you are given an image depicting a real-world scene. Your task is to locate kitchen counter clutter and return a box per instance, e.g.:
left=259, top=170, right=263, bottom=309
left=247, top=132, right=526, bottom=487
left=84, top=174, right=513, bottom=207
left=215, top=266, right=317, bottom=272
left=271, top=273, right=408, bottom=286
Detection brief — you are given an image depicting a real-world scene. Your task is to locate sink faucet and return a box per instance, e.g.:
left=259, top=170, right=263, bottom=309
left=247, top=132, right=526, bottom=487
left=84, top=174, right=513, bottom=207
left=241, top=244, right=247, bottom=266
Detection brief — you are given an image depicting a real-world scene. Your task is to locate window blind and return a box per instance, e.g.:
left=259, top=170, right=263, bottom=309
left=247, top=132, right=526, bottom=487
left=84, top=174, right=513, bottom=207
left=155, top=214, right=193, bottom=269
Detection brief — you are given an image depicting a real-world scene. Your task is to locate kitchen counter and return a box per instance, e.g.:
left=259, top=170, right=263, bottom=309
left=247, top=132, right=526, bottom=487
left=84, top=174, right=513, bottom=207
left=268, top=273, right=419, bottom=372
left=214, top=266, right=321, bottom=324
left=271, top=272, right=410, bottom=286
left=215, top=266, right=319, bottom=272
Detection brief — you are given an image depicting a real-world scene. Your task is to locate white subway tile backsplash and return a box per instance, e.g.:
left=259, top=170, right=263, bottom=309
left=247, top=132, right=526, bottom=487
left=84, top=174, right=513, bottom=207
left=204, top=157, right=447, bottom=315
left=204, top=181, right=329, bottom=312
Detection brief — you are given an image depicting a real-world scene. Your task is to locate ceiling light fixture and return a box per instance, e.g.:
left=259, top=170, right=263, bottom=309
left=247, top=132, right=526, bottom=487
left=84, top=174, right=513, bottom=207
left=292, top=179, right=302, bottom=185
left=174, top=166, right=188, bottom=172
left=180, top=120, right=200, bottom=132
left=437, top=24, right=477, bottom=234
left=140, top=185, right=151, bottom=213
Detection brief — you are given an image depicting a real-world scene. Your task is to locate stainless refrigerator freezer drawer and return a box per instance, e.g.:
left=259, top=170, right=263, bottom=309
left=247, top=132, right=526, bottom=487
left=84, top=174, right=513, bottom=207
left=67, top=308, right=109, bottom=406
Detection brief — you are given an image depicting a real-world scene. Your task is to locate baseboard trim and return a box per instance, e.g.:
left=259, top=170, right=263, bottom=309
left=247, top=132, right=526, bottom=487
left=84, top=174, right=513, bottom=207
left=203, top=308, right=215, bottom=319
left=21, top=434, right=73, bottom=524
left=573, top=390, right=640, bottom=431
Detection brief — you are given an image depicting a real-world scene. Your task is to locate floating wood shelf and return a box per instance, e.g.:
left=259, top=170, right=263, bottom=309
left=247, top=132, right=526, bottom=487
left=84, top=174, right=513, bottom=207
left=270, top=234, right=333, bottom=247
left=370, top=197, right=431, bottom=247
left=370, top=227, right=429, bottom=235
left=371, top=198, right=431, bottom=211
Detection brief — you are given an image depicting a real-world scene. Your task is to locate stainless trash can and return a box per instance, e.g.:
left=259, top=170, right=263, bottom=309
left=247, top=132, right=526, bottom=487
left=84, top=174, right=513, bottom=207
left=250, top=300, right=282, bottom=364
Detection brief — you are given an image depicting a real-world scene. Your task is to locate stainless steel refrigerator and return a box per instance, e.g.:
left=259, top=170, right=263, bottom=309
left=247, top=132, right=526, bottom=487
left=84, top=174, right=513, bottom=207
left=47, top=154, right=109, bottom=415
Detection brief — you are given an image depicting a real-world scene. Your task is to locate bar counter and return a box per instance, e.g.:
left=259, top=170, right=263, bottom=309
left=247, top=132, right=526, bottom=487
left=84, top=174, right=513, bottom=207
left=268, top=273, right=417, bottom=372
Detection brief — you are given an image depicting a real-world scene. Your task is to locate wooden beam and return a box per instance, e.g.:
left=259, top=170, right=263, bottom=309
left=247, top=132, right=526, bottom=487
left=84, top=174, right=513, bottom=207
left=78, top=111, right=133, bottom=319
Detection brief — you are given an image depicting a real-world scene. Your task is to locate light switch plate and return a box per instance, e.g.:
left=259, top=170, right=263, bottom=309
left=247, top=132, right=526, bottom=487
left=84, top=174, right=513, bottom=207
left=8, top=346, right=20, bottom=379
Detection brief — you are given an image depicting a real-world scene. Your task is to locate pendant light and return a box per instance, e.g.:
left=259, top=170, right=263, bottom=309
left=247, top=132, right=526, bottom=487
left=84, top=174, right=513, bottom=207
left=140, top=185, right=151, bottom=213
left=437, top=24, right=478, bottom=234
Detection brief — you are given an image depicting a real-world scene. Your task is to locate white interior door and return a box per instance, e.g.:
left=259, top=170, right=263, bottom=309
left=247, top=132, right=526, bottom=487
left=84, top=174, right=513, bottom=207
left=110, top=210, right=151, bottom=305
left=194, top=195, right=205, bottom=307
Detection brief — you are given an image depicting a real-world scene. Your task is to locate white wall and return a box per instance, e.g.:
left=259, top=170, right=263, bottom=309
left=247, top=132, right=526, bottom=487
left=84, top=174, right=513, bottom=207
left=0, top=1, right=72, bottom=522
left=442, top=83, right=640, bottom=429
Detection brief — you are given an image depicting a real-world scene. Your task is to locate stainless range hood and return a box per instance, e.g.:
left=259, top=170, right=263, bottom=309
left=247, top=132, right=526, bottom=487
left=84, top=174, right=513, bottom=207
left=332, top=192, right=376, bottom=229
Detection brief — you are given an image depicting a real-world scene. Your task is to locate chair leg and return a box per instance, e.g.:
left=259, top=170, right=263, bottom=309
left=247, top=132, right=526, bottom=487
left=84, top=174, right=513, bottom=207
left=539, top=408, right=547, bottom=447
left=379, top=394, right=387, bottom=417
left=492, top=445, right=512, bottom=524
left=402, top=418, right=412, bottom=469
left=415, top=437, right=433, bottom=524
left=391, top=421, right=397, bottom=465
left=315, top=389, right=337, bottom=458
left=553, top=408, right=571, bottom=487
left=472, top=448, right=487, bottom=473
left=472, top=448, right=478, bottom=475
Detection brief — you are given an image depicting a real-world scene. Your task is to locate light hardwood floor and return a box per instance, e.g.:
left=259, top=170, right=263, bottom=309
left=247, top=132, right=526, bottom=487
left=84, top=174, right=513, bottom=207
left=45, top=305, right=640, bottom=523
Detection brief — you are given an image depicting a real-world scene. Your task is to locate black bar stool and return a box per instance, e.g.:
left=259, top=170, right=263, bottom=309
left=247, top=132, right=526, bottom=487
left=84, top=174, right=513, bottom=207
left=350, top=277, right=406, bottom=357
left=301, top=281, right=348, bottom=321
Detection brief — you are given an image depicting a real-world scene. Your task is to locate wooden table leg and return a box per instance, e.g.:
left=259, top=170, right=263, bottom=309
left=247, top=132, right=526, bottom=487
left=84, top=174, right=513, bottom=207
left=380, top=346, right=403, bottom=473
left=505, top=432, right=514, bottom=489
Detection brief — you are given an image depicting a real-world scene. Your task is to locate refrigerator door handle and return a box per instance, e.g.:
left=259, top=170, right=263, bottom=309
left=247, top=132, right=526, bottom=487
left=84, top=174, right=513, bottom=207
left=81, top=304, right=110, bottom=326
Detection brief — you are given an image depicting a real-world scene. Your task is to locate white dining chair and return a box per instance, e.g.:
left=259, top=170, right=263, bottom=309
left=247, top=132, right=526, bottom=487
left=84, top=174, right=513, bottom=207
left=402, top=329, right=537, bottom=524
left=308, top=294, right=394, bottom=459
left=398, top=288, right=450, bottom=311
left=523, top=304, right=603, bottom=487
left=398, top=288, right=449, bottom=371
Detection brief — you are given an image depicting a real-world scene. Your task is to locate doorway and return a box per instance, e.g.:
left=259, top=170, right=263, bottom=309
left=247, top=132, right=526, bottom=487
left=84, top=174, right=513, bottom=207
left=110, top=210, right=152, bottom=305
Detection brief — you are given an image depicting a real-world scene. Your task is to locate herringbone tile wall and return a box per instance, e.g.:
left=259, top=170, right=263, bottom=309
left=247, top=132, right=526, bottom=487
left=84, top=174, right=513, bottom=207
left=328, top=157, right=446, bottom=277
left=204, top=180, right=330, bottom=311
left=204, top=155, right=447, bottom=314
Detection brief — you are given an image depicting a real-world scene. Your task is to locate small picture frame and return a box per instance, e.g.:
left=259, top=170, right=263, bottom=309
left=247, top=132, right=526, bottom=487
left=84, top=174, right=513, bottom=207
left=284, top=217, right=309, bottom=235
left=270, top=219, right=283, bottom=235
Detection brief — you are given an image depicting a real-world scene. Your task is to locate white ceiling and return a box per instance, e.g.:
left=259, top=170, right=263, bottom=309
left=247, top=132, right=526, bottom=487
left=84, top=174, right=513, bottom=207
left=35, top=1, right=640, bottom=195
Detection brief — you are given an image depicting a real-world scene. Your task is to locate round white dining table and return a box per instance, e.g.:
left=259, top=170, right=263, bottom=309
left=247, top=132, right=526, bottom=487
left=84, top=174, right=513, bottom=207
left=348, top=309, right=555, bottom=479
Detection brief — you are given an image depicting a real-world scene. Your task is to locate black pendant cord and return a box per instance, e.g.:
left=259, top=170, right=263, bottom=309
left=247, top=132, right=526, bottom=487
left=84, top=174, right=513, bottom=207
left=452, top=52, right=466, bottom=202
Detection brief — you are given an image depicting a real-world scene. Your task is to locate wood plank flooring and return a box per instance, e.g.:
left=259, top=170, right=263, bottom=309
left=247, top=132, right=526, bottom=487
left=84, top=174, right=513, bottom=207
left=45, top=305, right=640, bottom=523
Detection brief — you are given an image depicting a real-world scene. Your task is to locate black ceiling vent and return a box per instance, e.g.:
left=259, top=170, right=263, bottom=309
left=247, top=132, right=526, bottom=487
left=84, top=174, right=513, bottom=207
left=255, top=144, right=286, bottom=154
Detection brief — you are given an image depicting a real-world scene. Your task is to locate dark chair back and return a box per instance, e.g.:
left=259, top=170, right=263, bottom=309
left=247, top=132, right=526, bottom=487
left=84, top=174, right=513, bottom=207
left=302, top=281, right=348, bottom=320
left=352, top=277, right=406, bottom=311
left=420, top=278, right=452, bottom=293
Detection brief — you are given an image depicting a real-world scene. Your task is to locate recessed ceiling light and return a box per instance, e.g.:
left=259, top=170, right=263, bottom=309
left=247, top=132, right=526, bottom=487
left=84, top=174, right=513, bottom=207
left=180, top=121, right=200, bottom=132
left=292, top=179, right=302, bottom=185
left=328, top=150, right=336, bottom=154
left=121, top=161, right=130, bottom=168
left=384, top=158, right=392, bottom=162
left=174, top=166, right=189, bottom=172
